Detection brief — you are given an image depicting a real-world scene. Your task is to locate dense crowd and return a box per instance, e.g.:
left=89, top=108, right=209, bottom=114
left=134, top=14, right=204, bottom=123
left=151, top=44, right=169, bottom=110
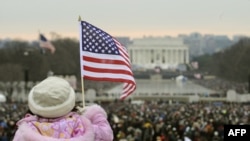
left=1, top=100, right=250, bottom=141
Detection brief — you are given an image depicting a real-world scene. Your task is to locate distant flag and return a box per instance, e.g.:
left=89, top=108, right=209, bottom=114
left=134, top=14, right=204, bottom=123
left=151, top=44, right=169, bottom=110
left=191, top=61, right=199, bottom=69
left=39, top=34, right=56, bottom=54
left=194, top=73, right=201, bottom=79
left=79, top=21, right=136, bottom=100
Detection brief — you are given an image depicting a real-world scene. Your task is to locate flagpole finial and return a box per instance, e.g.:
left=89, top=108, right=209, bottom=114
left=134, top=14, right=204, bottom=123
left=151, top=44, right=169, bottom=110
left=78, top=16, right=82, bottom=21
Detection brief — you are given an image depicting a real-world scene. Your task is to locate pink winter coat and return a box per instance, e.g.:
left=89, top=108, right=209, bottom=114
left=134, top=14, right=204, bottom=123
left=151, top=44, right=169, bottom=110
left=13, top=104, right=114, bottom=141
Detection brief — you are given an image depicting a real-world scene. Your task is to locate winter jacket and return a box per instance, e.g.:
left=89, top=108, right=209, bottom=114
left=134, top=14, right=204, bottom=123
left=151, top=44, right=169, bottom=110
left=13, top=104, right=113, bottom=141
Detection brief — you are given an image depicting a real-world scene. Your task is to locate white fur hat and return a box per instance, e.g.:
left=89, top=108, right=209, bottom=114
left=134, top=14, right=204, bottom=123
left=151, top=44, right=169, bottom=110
left=28, top=76, right=75, bottom=118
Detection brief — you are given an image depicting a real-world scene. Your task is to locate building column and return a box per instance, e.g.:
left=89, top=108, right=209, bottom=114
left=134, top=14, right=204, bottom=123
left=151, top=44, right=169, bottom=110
left=185, top=49, right=189, bottom=63
left=180, top=49, right=185, bottom=64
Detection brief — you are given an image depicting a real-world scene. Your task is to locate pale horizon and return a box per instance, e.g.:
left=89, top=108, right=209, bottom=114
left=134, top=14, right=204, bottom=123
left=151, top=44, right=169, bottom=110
left=1, top=30, right=247, bottom=42
left=1, top=0, right=250, bottom=41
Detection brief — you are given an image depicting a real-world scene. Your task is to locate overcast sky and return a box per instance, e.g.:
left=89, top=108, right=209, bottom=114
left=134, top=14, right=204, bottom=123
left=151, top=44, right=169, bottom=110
left=1, top=0, right=250, bottom=41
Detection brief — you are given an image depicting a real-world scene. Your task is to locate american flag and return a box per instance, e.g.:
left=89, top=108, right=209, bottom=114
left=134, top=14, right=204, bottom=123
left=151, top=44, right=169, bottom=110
left=39, top=34, right=56, bottom=54
left=79, top=21, right=136, bottom=100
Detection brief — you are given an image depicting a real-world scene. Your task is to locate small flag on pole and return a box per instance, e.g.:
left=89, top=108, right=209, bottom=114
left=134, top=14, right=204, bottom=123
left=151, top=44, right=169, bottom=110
left=79, top=21, right=136, bottom=100
left=39, top=34, right=56, bottom=54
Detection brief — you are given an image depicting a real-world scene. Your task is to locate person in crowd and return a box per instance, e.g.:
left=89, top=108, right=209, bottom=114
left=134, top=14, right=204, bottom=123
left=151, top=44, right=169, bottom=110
left=12, top=76, right=113, bottom=141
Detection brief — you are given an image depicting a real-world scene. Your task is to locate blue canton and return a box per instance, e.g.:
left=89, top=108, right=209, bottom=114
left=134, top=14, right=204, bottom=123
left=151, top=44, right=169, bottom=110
left=82, top=21, right=120, bottom=55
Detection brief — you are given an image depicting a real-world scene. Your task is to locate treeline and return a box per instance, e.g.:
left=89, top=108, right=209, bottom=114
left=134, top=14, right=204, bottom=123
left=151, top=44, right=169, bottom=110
left=0, top=38, right=80, bottom=82
left=0, top=38, right=118, bottom=92
left=195, top=37, right=250, bottom=82
left=0, top=37, right=250, bottom=84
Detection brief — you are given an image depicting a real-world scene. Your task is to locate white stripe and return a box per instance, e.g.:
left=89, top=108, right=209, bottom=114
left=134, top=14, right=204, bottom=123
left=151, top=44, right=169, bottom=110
left=118, top=49, right=130, bottom=64
left=40, top=42, right=55, bottom=50
left=83, top=61, right=132, bottom=72
left=117, top=47, right=130, bottom=64
left=83, top=51, right=130, bottom=66
left=83, top=70, right=135, bottom=81
left=121, top=85, right=136, bottom=99
left=121, top=89, right=134, bottom=99
left=117, top=45, right=129, bottom=58
left=124, top=83, right=136, bottom=93
left=83, top=51, right=125, bottom=61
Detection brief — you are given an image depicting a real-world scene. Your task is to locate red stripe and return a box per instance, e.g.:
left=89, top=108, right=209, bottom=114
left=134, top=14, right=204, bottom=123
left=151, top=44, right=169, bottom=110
left=123, top=87, right=135, bottom=97
left=83, top=56, right=130, bottom=68
left=84, top=76, right=135, bottom=83
left=117, top=45, right=129, bottom=58
left=120, top=85, right=136, bottom=100
left=124, top=83, right=136, bottom=92
left=83, top=66, right=133, bottom=76
left=118, top=49, right=130, bottom=64
left=116, top=45, right=129, bottom=59
left=123, top=83, right=131, bottom=90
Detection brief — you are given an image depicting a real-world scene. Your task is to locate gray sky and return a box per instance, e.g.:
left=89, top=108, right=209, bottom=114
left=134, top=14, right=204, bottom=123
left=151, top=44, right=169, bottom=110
left=1, top=0, right=250, bottom=41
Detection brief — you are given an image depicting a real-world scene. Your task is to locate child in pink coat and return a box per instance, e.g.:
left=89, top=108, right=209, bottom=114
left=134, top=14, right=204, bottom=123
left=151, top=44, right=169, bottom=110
left=13, top=76, right=113, bottom=141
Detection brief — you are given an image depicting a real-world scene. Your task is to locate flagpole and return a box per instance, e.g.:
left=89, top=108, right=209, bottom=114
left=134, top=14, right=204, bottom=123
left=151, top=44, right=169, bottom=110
left=81, top=75, right=85, bottom=108
left=78, top=16, right=85, bottom=108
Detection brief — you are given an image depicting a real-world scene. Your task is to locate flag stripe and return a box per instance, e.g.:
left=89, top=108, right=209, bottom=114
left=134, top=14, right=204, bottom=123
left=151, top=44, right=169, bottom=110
left=115, top=41, right=131, bottom=64
left=116, top=82, right=136, bottom=100
left=79, top=21, right=136, bottom=99
left=83, top=61, right=131, bottom=72
left=83, top=55, right=130, bottom=68
left=83, top=70, right=135, bottom=82
left=84, top=76, right=135, bottom=84
left=83, top=66, right=133, bottom=76
left=121, top=83, right=136, bottom=100
left=83, top=51, right=130, bottom=66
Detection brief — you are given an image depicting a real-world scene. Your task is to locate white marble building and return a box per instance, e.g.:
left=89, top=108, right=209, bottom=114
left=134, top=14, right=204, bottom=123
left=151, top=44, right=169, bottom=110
left=128, top=36, right=189, bottom=70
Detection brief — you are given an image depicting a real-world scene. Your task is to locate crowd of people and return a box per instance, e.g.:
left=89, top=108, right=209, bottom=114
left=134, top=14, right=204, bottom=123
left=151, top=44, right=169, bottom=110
left=1, top=100, right=250, bottom=141
left=0, top=76, right=249, bottom=140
